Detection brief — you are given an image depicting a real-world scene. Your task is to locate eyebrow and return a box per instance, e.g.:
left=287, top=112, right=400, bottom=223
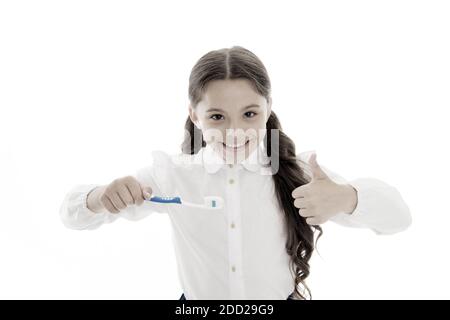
left=206, top=104, right=261, bottom=113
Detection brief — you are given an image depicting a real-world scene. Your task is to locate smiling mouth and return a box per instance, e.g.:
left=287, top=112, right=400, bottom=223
left=222, top=139, right=250, bottom=150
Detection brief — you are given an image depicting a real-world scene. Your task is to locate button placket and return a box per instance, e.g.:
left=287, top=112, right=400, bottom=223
left=226, top=164, right=245, bottom=299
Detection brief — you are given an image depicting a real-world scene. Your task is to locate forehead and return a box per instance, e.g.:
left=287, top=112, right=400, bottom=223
left=200, top=79, right=265, bottom=109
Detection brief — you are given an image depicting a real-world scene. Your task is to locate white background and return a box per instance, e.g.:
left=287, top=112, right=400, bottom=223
left=1, top=0, right=449, bottom=299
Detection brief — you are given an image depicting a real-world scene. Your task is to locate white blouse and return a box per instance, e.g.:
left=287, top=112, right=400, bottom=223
left=59, top=141, right=412, bottom=300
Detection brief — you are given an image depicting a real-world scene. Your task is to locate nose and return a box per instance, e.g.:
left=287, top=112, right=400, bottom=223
left=224, top=128, right=247, bottom=145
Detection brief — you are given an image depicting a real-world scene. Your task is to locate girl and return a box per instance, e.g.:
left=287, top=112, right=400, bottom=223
left=59, top=46, right=412, bottom=300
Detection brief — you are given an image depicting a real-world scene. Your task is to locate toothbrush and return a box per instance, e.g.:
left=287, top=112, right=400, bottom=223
left=147, top=195, right=224, bottom=210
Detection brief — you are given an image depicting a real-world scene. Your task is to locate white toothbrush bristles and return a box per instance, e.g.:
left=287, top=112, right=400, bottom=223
left=204, top=196, right=224, bottom=209
left=176, top=196, right=224, bottom=210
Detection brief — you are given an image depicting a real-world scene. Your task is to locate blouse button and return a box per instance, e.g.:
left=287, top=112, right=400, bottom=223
left=228, top=164, right=233, bottom=168
left=229, top=178, right=235, bottom=184
left=230, top=222, right=235, bottom=229
left=231, top=265, right=236, bottom=272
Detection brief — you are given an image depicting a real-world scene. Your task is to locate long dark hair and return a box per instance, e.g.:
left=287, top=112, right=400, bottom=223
left=181, top=46, right=323, bottom=299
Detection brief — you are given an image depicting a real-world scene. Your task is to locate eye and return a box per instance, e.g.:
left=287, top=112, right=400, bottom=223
left=244, top=111, right=257, bottom=118
left=210, top=114, right=224, bottom=121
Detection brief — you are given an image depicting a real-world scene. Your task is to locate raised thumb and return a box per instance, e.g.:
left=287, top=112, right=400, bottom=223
left=309, top=153, right=328, bottom=180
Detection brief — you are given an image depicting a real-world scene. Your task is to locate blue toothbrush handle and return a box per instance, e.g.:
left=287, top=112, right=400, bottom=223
left=149, top=196, right=182, bottom=204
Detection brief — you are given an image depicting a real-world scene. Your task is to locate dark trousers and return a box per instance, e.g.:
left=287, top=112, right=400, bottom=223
left=179, top=293, right=296, bottom=300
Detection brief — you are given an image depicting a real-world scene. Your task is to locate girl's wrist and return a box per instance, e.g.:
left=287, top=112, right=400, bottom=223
left=342, top=184, right=358, bottom=215
left=87, top=185, right=107, bottom=213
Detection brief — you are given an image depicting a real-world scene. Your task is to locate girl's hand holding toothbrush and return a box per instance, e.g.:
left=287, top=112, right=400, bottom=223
left=87, top=176, right=153, bottom=214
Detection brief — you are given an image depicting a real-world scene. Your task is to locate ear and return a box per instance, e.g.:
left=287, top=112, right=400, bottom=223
left=188, top=104, right=201, bottom=129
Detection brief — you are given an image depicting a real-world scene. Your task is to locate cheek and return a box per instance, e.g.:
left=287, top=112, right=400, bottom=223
left=248, top=121, right=267, bottom=140
left=201, top=126, right=225, bottom=144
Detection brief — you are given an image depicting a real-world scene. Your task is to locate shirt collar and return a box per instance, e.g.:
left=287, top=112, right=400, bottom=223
left=196, top=140, right=272, bottom=174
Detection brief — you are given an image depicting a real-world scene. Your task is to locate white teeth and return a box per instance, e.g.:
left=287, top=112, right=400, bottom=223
left=223, top=140, right=249, bottom=148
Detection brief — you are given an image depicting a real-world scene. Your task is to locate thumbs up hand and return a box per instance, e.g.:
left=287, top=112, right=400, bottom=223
left=291, top=153, right=358, bottom=226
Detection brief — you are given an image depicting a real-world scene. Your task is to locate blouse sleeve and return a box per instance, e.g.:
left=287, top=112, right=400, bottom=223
left=59, top=150, right=172, bottom=231
left=296, top=151, right=412, bottom=235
